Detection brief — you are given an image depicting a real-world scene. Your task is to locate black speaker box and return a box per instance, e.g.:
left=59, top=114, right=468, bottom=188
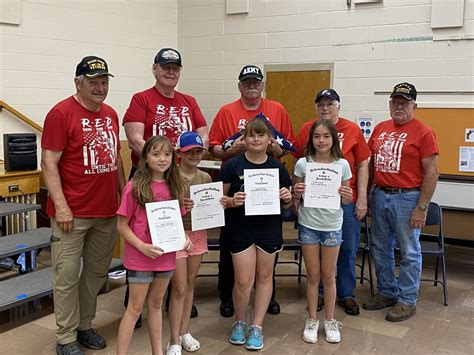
left=3, top=133, right=38, bottom=171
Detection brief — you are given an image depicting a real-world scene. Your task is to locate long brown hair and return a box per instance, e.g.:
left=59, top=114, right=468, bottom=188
left=132, top=136, right=184, bottom=207
left=304, top=119, right=342, bottom=160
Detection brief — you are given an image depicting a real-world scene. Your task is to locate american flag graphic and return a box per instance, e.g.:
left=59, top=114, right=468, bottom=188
left=152, top=104, right=192, bottom=145
left=373, top=134, right=405, bottom=174
left=82, top=127, right=117, bottom=170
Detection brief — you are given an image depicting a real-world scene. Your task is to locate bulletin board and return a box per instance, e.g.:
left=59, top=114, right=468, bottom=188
left=416, top=108, right=474, bottom=179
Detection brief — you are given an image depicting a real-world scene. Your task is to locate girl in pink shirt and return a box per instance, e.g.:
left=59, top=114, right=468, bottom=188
left=116, top=136, right=191, bottom=355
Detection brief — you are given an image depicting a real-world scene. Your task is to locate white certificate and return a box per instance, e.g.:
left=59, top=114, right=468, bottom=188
left=244, top=168, right=280, bottom=216
left=145, top=200, right=186, bottom=253
left=190, top=181, right=225, bottom=231
left=304, top=163, right=342, bottom=210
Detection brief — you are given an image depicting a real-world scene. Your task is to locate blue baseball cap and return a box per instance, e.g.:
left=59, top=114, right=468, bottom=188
left=176, top=131, right=205, bottom=152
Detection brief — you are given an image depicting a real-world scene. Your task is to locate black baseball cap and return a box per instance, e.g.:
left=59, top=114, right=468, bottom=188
left=315, top=89, right=340, bottom=103
left=390, top=82, right=417, bottom=101
left=75, top=56, right=114, bottom=78
left=154, top=48, right=182, bottom=67
left=238, top=65, right=264, bottom=81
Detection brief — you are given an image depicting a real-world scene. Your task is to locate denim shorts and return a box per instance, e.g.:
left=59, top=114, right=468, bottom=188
left=127, top=269, right=174, bottom=284
left=297, top=224, right=343, bottom=247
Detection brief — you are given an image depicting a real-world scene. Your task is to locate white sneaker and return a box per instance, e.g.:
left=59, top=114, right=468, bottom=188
left=302, top=318, right=319, bottom=343
left=180, top=332, right=200, bottom=352
left=324, top=319, right=342, bottom=343
left=166, top=343, right=182, bottom=355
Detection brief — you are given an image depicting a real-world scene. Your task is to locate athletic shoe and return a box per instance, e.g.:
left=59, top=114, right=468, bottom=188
left=302, top=318, right=319, bottom=343
left=245, top=325, right=264, bottom=350
left=324, top=319, right=342, bottom=343
left=229, top=320, right=246, bottom=345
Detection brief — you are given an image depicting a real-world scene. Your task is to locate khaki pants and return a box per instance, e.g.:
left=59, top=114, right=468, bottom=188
left=51, top=217, right=117, bottom=344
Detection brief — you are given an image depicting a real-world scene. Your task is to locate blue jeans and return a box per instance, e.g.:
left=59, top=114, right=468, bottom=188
left=370, top=187, right=422, bottom=306
left=336, top=203, right=361, bottom=300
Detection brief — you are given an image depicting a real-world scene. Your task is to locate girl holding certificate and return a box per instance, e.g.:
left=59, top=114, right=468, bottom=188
left=116, top=136, right=191, bottom=355
left=219, top=119, right=292, bottom=351
left=292, top=120, right=352, bottom=344
left=167, top=132, right=212, bottom=354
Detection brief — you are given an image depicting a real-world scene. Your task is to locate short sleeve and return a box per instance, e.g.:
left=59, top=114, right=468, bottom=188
left=218, top=158, right=235, bottom=183
left=279, top=164, right=292, bottom=188
left=342, top=159, right=352, bottom=182
left=190, top=98, right=207, bottom=129
left=209, top=108, right=227, bottom=147
left=294, top=158, right=306, bottom=178
left=117, top=181, right=137, bottom=219
left=41, top=108, right=68, bottom=151
left=419, top=130, right=439, bottom=159
left=123, top=93, right=147, bottom=124
left=354, top=129, right=371, bottom=164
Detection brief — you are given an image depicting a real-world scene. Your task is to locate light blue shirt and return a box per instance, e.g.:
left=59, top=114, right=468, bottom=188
left=294, top=156, right=352, bottom=232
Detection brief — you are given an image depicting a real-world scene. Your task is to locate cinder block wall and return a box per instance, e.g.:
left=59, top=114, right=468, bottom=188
left=0, top=0, right=178, bottom=160
left=1, top=0, right=473, bottom=161
left=177, top=0, right=474, bottom=124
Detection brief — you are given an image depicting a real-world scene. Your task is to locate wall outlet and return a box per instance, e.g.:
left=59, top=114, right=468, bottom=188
left=8, top=184, right=19, bottom=192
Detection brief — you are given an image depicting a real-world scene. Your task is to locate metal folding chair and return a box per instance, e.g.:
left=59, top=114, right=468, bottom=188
left=420, top=202, right=448, bottom=306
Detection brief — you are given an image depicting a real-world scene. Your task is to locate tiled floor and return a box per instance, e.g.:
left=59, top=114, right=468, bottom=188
left=1, top=231, right=473, bottom=354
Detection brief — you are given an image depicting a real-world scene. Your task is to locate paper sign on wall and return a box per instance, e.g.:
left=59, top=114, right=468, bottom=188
left=358, top=117, right=374, bottom=139
left=465, top=128, right=474, bottom=142
left=459, top=146, right=474, bottom=172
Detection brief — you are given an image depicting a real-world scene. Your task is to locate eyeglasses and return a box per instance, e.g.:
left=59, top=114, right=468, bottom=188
left=316, top=103, right=336, bottom=110
left=160, top=65, right=181, bottom=73
left=390, top=99, right=412, bottom=107
left=390, top=100, right=413, bottom=107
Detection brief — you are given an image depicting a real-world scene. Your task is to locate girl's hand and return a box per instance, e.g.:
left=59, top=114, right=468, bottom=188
left=182, top=237, right=193, bottom=252
left=279, top=187, right=292, bottom=204
left=293, top=182, right=305, bottom=198
left=232, top=191, right=246, bottom=207
left=138, top=242, right=164, bottom=259
left=183, top=198, right=194, bottom=212
left=220, top=196, right=232, bottom=209
left=339, top=186, right=353, bottom=203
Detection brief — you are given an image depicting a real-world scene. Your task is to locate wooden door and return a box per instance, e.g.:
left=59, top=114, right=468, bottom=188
left=266, top=70, right=331, bottom=173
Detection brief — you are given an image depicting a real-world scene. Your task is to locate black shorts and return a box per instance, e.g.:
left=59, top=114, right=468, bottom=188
left=230, top=242, right=282, bottom=255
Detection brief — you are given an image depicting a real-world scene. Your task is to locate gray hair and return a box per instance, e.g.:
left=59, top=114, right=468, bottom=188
left=75, top=75, right=85, bottom=84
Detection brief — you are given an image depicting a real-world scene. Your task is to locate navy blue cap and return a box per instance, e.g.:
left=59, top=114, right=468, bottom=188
left=315, top=89, right=340, bottom=103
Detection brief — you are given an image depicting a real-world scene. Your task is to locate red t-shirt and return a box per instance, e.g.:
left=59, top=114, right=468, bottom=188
left=209, top=98, right=295, bottom=148
left=122, top=87, right=207, bottom=166
left=41, top=96, right=121, bottom=218
left=368, top=118, right=439, bottom=188
left=294, top=117, right=370, bottom=201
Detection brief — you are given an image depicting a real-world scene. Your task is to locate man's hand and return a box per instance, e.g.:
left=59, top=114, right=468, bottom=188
left=410, top=207, right=427, bottom=229
left=355, top=196, right=368, bottom=220
left=55, top=205, right=74, bottom=233
left=270, top=138, right=284, bottom=157
left=227, top=136, right=247, bottom=155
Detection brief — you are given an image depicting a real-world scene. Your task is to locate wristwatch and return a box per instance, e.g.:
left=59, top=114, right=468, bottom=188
left=417, top=202, right=428, bottom=211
